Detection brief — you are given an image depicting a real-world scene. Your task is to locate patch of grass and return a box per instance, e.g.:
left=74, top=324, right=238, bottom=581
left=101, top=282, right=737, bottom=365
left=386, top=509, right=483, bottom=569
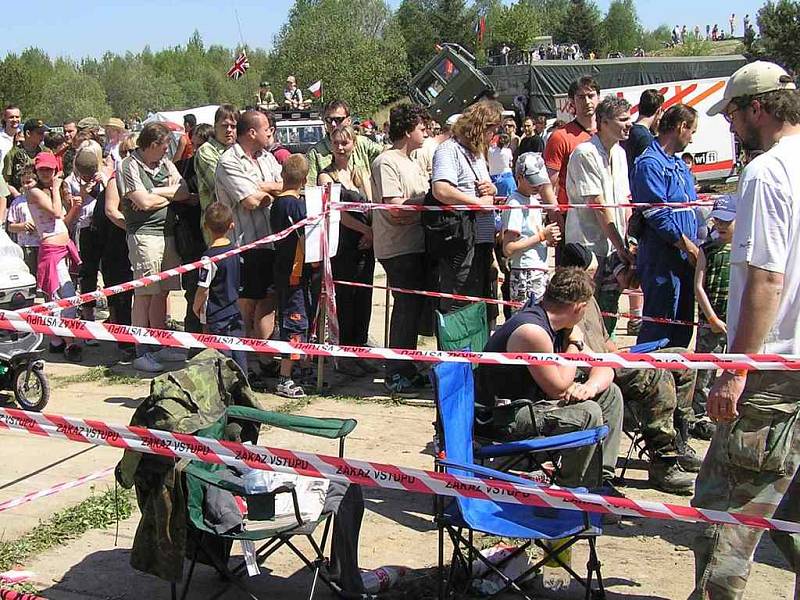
left=51, top=366, right=142, bottom=387
left=0, top=486, right=134, bottom=574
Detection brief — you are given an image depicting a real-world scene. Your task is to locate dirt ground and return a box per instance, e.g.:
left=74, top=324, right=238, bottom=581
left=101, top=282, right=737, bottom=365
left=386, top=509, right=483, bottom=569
left=0, top=266, right=795, bottom=599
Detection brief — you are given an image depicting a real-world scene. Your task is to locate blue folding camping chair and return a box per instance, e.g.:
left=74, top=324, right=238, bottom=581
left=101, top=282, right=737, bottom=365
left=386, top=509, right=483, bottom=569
left=431, top=361, right=607, bottom=600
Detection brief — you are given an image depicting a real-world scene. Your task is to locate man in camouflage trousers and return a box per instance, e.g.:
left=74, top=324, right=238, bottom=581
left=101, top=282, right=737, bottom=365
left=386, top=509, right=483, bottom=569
left=566, top=243, right=701, bottom=494
left=690, top=61, right=800, bottom=599
left=615, top=359, right=700, bottom=493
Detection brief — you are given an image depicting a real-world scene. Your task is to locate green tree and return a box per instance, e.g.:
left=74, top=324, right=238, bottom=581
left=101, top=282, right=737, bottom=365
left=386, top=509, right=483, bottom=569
left=531, top=0, right=572, bottom=39
left=486, top=0, right=543, bottom=53
left=35, top=62, right=112, bottom=122
left=556, top=0, right=602, bottom=53
left=397, top=0, right=478, bottom=75
left=0, top=48, right=53, bottom=116
left=602, top=0, right=642, bottom=55
left=753, top=0, right=800, bottom=72
left=641, top=24, right=672, bottom=53
left=272, top=0, right=408, bottom=115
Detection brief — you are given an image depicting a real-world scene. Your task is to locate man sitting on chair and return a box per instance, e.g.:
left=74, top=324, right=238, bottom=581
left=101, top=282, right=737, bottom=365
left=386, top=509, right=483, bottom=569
left=475, top=266, right=623, bottom=490
left=562, top=242, right=701, bottom=495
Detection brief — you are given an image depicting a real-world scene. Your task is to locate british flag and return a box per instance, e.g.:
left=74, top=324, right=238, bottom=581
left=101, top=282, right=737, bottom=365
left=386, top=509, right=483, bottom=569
left=226, top=51, right=250, bottom=80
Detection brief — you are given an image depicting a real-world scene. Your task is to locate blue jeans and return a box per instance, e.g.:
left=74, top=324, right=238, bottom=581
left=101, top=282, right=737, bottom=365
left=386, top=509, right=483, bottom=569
left=206, top=316, right=248, bottom=376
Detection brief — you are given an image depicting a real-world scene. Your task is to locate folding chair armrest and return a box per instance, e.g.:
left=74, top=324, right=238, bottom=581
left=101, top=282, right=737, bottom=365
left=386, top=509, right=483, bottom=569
left=438, top=458, right=545, bottom=488
left=182, top=462, right=247, bottom=495
left=438, top=458, right=592, bottom=494
left=475, top=425, right=609, bottom=458
left=629, top=338, right=670, bottom=353
left=228, top=406, right=357, bottom=439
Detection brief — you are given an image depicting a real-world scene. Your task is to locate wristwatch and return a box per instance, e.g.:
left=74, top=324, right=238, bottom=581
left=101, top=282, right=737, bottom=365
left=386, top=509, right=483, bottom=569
left=566, top=339, right=584, bottom=351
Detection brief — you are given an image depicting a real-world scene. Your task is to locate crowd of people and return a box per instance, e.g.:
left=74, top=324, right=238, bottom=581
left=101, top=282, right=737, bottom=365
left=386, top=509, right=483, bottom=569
left=670, top=13, right=754, bottom=47
left=0, top=57, right=798, bottom=598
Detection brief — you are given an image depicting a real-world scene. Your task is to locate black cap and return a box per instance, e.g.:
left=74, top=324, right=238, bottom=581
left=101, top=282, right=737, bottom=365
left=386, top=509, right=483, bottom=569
left=561, top=243, right=593, bottom=270
left=23, top=119, right=49, bottom=133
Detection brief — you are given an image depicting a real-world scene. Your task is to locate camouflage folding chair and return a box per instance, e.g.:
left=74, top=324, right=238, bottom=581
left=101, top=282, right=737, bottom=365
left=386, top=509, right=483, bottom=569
left=170, top=405, right=357, bottom=600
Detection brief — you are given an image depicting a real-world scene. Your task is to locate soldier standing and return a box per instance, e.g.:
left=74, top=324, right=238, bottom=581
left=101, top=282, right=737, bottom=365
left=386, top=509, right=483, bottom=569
left=691, top=61, right=800, bottom=599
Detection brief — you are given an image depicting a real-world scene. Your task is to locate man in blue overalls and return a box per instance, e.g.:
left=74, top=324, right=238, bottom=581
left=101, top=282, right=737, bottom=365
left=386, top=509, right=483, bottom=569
left=631, top=104, right=700, bottom=348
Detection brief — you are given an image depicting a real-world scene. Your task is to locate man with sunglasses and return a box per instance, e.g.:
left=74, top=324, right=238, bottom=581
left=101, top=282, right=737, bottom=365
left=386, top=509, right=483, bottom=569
left=689, top=61, right=800, bottom=600
left=306, top=99, right=384, bottom=187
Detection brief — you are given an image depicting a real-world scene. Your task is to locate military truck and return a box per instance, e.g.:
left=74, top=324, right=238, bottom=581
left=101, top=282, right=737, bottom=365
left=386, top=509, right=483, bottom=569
left=409, top=44, right=747, bottom=180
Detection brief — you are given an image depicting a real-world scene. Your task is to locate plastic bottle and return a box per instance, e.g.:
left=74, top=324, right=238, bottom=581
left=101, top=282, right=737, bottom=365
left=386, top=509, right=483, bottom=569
left=361, top=566, right=408, bottom=593
left=540, top=538, right=572, bottom=592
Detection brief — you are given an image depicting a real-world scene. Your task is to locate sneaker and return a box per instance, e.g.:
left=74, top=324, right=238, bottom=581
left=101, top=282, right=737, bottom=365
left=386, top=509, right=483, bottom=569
left=133, top=353, right=165, bottom=373
left=275, top=378, right=306, bottom=399
left=154, top=347, right=186, bottom=362
left=648, top=457, right=694, bottom=495
left=383, top=373, right=418, bottom=398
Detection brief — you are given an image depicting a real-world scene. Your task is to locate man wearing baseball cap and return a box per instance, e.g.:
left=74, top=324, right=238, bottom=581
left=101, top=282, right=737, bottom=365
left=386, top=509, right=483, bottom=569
left=2, top=118, right=47, bottom=199
left=691, top=61, right=800, bottom=599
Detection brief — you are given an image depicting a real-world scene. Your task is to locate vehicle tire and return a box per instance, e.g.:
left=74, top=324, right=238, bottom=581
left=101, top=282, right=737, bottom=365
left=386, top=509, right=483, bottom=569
left=14, top=368, right=50, bottom=412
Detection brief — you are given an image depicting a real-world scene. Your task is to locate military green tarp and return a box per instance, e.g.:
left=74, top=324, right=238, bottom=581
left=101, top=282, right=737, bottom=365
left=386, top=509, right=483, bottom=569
left=482, top=55, right=747, bottom=116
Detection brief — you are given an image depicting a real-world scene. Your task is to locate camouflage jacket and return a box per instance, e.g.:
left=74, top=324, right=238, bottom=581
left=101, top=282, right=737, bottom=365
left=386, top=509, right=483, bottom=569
left=2, top=145, right=39, bottom=191
left=115, top=349, right=263, bottom=581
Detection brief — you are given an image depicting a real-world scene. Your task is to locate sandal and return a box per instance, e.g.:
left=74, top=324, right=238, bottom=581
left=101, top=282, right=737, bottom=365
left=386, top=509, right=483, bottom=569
left=275, top=379, right=306, bottom=399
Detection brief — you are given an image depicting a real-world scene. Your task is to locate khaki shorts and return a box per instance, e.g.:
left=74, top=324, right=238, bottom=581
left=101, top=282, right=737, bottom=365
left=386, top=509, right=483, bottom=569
left=126, top=233, right=182, bottom=296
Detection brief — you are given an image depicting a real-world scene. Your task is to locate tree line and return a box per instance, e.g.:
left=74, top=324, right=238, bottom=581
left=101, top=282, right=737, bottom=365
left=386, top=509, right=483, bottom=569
left=0, top=0, right=795, bottom=123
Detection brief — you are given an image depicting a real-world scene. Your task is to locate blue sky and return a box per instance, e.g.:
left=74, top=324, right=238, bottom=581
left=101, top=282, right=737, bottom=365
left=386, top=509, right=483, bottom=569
left=0, top=0, right=764, bottom=60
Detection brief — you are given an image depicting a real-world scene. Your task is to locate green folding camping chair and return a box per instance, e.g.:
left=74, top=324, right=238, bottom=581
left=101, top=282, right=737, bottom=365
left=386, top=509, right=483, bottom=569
left=171, top=405, right=357, bottom=600
left=435, top=301, right=488, bottom=354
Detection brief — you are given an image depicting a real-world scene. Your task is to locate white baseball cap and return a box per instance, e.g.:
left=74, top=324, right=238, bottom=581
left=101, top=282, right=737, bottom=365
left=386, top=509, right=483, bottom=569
left=515, top=152, right=549, bottom=187
left=445, top=113, right=461, bottom=126
left=709, top=194, right=737, bottom=221
left=707, top=61, right=796, bottom=116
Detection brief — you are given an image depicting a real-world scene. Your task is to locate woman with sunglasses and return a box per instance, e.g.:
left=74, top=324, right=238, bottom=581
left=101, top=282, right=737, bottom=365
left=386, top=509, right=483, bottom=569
left=305, top=99, right=384, bottom=188
left=430, top=100, right=503, bottom=325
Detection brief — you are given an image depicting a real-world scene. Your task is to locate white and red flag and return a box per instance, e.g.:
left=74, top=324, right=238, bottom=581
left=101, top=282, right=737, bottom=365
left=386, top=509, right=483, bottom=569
left=308, top=80, right=323, bottom=98
left=226, top=51, right=250, bottom=80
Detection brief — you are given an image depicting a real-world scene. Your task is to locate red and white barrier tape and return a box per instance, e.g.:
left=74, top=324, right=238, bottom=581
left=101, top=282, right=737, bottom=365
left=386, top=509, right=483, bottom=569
left=0, top=309, right=793, bottom=371
left=0, top=407, right=797, bottom=535
left=24, top=214, right=323, bottom=315
left=0, top=467, right=114, bottom=513
left=334, top=199, right=718, bottom=212
left=334, top=280, right=708, bottom=329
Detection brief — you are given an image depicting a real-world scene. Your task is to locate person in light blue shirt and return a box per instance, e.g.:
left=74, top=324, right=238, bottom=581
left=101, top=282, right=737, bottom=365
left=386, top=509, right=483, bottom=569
left=501, top=152, right=560, bottom=304
left=631, top=104, right=699, bottom=348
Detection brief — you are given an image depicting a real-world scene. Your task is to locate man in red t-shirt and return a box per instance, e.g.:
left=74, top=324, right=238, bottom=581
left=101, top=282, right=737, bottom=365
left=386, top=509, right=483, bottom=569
left=544, top=76, right=600, bottom=254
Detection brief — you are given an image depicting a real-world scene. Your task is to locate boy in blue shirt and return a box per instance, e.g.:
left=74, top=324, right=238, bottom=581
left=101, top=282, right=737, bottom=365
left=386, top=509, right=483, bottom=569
left=193, top=202, right=247, bottom=374
left=270, top=154, right=313, bottom=399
